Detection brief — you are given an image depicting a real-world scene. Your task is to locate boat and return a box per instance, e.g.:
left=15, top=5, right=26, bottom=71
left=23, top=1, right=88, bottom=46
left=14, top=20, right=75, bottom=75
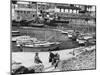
left=12, top=35, right=31, bottom=42
left=16, top=37, right=60, bottom=52
left=28, top=23, right=45, bottom=27
left=12, top=31, right=20, bottom=36
left=76, top=34, right=95, bottom=46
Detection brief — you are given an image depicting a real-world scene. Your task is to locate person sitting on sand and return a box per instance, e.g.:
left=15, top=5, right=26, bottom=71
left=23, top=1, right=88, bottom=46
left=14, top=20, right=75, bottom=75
left=34, top=52, right=42, bottom=64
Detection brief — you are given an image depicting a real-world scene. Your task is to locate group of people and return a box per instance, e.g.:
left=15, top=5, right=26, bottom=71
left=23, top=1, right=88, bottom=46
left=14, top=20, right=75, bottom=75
left=49, top=51, right=60, bottom=69
left=34, top=51, right=60, bottom=69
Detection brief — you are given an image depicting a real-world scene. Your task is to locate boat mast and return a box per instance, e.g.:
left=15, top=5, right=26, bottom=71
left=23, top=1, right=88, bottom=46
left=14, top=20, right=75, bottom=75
left=35, top=2, right=38, bottom=23
left=36, top=2, right=38, bottom=17
left=45, top=30, right=46, bottom=41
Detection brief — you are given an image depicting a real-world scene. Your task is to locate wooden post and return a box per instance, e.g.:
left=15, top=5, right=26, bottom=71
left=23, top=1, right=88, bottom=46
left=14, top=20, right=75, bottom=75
left=45, top=30, right=46, bottom=41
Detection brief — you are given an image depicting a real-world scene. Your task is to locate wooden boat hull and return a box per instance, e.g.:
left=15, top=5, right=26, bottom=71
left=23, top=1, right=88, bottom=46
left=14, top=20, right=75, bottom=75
left=29, top=23, right=45, bottom=27
left=21, top=44, right=60, bottom=52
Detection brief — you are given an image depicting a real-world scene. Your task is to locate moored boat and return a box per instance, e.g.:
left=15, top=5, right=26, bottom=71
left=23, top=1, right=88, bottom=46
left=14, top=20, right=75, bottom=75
left=16, top=37, right=60, bottom=52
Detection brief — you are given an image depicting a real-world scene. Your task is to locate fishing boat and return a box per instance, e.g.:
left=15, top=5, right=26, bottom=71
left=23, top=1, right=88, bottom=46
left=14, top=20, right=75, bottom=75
left=12, top=31, right=20, bottom=36
left=12, top=35, right=31, bottom=42
left=16, top=36, right=60, bottom=52
left=28, top=22, right=45, bottom=27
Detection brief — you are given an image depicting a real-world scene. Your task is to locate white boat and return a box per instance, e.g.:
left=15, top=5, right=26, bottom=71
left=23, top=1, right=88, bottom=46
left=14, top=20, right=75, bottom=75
left=16, top=37, right=60, bottom=52
left=12, top=35, right=32, bottom=42
left=76, top=39, right=87, bottom=44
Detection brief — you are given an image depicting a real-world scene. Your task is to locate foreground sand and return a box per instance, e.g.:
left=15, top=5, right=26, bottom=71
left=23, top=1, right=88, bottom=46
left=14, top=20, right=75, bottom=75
left=12, top=45, right=95, bottom=72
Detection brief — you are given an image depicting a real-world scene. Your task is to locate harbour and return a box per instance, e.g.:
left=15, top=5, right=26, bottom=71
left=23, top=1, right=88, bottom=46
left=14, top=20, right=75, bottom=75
left=11, top=0, right=96, bottom=74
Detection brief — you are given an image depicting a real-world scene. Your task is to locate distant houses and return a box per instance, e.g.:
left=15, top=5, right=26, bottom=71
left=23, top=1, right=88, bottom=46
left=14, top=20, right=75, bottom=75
left=12, top=1, right=96, bottom=27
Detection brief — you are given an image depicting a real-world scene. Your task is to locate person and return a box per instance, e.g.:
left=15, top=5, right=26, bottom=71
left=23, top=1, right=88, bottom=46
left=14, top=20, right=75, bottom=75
left=49, top=51, right=55, bottom=65
left=53, top=53, right=60, bottom=69
left=19, top=44, right=23, bottom=52
left=72, top=50, right=75, bottom=56
left=34, top=52, right=42, bottom=64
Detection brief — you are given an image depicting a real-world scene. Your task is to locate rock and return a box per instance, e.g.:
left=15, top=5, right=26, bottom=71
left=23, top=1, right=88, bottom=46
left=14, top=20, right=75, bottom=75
left=28, top=64, right=44, bottom=73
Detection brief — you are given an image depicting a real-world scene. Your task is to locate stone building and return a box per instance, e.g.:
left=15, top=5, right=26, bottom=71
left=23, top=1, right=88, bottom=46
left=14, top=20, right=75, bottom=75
left=12, top=1, right=96, bottom=27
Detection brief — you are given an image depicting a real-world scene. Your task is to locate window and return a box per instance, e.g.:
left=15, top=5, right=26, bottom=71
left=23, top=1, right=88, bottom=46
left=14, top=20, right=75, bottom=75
left=33, top=15, right=35, bottom=17
left=69, top=9, right=72, bottom=13
left=73, top=10, right=77, bottom=13
left=27, top=11, right=30, bottom=14
left=61, top=9, right=64, bottom=12
left=20, top=11, right=23, bottom=13
left=17, top=11, right=19, bottom=13
left=65, top=9, right=68, bottom=12
left=24, top=11, right=26, bottom=14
